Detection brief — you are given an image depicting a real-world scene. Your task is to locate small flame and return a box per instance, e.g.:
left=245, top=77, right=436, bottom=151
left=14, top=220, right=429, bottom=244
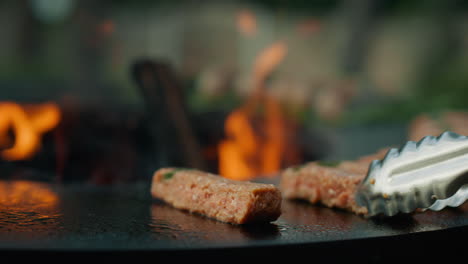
left=0, top=102, right=61, bottom=161
left=218, top=41, right=292, bottom=180
left=218, top=109, right=257, bottom=180
left=236, top=9, right=257, bottom=36
left=252, top=41, right=287, bottom=91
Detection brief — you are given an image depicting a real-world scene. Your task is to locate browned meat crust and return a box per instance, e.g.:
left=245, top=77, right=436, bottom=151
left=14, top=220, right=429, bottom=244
left=279, top=148, right=389, bottom=215
left=151, top=168, right=282, bottom=224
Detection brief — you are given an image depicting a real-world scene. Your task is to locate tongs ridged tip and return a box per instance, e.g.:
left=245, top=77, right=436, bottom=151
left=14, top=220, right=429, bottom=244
left=356, top=131, right=468, bottom=217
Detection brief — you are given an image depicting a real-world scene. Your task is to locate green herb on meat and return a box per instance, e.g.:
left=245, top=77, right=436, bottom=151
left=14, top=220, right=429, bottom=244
left=317, top=160, right=341, bottom=167
left=162, top=168, right=194, bottom=180
left=291, top=164, right=305, bottom=172
left=163, top=171, right=176, bottom=180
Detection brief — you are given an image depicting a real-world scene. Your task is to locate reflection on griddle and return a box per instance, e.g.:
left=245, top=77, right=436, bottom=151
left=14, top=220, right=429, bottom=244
left=150, top=200, right=279, bottom=243
left=413, top=202, right=468, bottom=230
left=0, top=181, right=464, bottom=250
left=280, top=199, right=359, bottom=232
left=281, top=198, right=468, bottom=237
left=370, top=214, right=417, bottom=232
left=0, top=181, right=62, bottom=234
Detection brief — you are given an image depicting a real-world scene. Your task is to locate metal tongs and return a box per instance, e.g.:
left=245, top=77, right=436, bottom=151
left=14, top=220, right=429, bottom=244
left=355, top=131, right=468, bottom=217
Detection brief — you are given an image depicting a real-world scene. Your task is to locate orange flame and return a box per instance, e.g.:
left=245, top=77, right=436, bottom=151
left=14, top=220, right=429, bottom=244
left=251, top=42, right=287, bottom=93
left=0, top=102, right=61, bottom=161
left=236, top=9, right=257, bottom=36
left=218, top=41, right=291, bottom=180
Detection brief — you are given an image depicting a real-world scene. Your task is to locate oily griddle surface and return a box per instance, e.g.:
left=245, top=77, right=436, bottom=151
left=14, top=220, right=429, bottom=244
left=0, top=180, right=467, bottom=252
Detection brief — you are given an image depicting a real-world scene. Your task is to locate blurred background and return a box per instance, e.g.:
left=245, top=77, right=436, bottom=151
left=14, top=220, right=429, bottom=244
left=1, top=0, right=468, bottom=183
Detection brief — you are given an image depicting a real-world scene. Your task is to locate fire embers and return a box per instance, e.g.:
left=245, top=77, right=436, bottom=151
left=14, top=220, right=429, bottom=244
left=0, top=102, right=61, bottom=161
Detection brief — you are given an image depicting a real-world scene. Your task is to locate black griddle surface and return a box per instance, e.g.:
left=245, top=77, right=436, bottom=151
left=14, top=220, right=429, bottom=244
left=0, top=180, right=467, bottom=256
